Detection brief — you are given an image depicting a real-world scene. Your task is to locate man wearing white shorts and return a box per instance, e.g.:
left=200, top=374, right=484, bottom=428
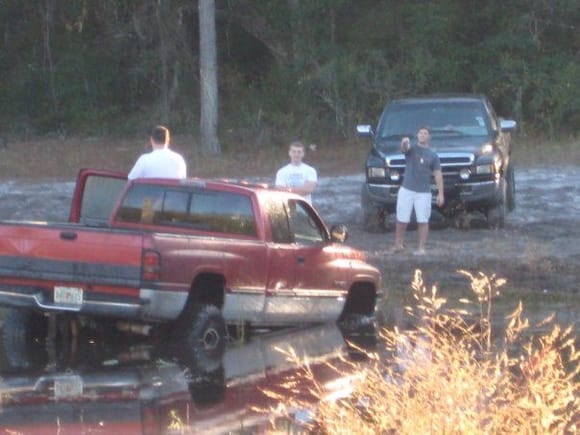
left=393, top=127, right=444, bottom=255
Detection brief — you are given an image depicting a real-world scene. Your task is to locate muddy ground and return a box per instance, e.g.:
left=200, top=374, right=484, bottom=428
left=0, top=165, right=578, bottom=331
left=315, top=167, right=580, bottom=330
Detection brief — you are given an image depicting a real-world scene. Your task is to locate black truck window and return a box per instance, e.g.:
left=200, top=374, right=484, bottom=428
left=265, top=199, right=292, bottom=243
left=188, top=190, right=257, bottom=236
left=117, top=185, right=256, bottom=237
left=379, top=101, right=490, bottom=138
left=116, top=184, right=164, bottom=224
left=79, top=175, right=127, bottom=225
left=288, top=200, right=326, bottom=245
left=265, top=199, right=326, bottom=244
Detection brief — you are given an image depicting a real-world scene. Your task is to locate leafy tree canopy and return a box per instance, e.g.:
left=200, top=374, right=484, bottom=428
left=0, top=0, right=577, bottom=142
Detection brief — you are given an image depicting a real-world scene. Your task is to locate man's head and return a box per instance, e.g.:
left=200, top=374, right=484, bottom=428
left=288, top=141, right=305, bottom=165
left=416, top=126, right=430, bottom=146
left=150, top=125, right=170, bottom=149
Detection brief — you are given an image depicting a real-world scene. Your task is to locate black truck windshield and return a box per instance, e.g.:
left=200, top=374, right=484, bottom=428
left=378, top=101, right=490, bottom=139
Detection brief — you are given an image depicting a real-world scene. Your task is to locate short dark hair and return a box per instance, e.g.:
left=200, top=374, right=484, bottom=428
left=151, top=125, right=170, bottom=145
left=418, top=125, right=430, bottom=134
left=288, top=141, right=305, bottom=150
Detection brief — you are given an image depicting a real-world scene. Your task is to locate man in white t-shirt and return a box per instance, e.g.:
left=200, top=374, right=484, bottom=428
left=128, top=125, right=187, bottom=180
left=275, top=141, right=318, bottom=203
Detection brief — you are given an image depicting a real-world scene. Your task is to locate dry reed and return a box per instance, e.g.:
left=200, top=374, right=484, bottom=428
left=263, top=270, right=579, bottom=434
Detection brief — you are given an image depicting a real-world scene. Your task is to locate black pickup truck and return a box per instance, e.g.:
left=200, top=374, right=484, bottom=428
left=357, top=94, right=517, bottom=230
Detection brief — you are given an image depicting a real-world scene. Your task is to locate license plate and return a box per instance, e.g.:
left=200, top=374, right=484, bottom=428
left=54, top=286, right=84, bottom=305
left=54, top=375, right=83, bottom=399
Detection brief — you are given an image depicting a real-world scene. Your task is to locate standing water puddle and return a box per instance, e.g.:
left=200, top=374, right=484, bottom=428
left=0, top=323, right=376, bottom=433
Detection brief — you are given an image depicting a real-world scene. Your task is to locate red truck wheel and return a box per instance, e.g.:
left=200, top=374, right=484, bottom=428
left=183, top=304, right=227, bottom=372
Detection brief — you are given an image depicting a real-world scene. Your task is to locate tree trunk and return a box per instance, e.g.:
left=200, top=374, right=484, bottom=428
left=42, top=0, right=58, bottom=112
left=156, top=0, right=170, bottom=125
left=199, top=0, right=220, bottom=155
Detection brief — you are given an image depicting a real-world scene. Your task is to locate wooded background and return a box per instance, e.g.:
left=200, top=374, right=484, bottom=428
left=1, top=0, right=578, bottom=149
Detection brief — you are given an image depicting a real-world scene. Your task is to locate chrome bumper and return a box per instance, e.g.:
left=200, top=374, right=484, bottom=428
left=0, top=286, right=188, bottom=321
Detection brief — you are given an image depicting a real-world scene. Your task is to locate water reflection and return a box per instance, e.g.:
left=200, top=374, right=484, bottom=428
left=0, top=322, right=377, bottom=434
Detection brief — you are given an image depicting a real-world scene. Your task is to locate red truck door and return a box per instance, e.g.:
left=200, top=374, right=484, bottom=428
left=263, top=198, right=346, bottom=324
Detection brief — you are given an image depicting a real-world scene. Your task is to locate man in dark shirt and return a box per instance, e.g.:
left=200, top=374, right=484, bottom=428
left=393, top=126, right=444, bottom=255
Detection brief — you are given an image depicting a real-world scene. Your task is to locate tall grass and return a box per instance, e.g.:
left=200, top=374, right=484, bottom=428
left=264, top=270, right=579, bottom=434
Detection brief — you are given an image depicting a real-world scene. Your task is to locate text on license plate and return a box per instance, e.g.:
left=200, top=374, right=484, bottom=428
left=54, top=286, right=84, bottom=305
left=54, top=376, right=84, bottom=399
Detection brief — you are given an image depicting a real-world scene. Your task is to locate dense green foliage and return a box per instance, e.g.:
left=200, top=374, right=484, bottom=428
left=1, top=0, right=578, bottom=144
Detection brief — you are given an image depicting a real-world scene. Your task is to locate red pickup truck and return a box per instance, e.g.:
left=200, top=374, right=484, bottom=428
left=0, top=169, right=382, bottom=353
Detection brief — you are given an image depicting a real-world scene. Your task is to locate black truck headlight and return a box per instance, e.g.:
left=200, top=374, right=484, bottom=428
left=367, top=167, right=386, bottom=178
left=480, top=143, right=493, bottom=154
left=389, top=170, right=401, bottom=181
left=459, top=168, right=471, bottom=180
left=475, top=164, right=492, bottom=174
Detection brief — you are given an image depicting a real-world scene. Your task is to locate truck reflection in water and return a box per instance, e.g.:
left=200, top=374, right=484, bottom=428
left=0, top=322, right=376, bottom=434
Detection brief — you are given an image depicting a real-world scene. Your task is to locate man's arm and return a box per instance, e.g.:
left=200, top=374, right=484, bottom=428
left=434, top=169, right=444, bottom=206
left=290, top=180, right=317, bottom=196
left=292, top=166, right=318, bottom=195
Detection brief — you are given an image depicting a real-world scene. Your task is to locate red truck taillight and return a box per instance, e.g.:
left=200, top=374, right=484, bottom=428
left=142, top=249, right=161, bottom=281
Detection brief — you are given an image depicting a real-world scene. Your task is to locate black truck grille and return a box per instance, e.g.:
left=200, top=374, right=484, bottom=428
left=386, top=152, right=474, bottom=168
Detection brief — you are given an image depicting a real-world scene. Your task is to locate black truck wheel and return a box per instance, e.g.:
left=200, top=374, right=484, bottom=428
left=1, top=309, right=48, bottom=369
left=182, top=304, right=227, bottom=372
left=506, top=164, right=516, bottom=212
left=361, top=185, right=386, bottom=233
left=487, top=177, right=506, bottom=229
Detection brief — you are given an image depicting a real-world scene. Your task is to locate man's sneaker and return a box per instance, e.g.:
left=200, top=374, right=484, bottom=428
left=413, top=249, right=426, bottom=256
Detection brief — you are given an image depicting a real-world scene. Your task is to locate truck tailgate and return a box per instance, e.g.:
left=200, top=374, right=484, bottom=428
left=0, top=222, right=143, bottom=288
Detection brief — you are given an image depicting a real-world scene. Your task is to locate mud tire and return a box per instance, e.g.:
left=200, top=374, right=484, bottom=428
left=361, top=185, right=386, bottom=233
left=182, top=304, right=227, bottom=373
left=506, top=164, right=516, bottom=212
left=487, top=177, right=507, bottom=229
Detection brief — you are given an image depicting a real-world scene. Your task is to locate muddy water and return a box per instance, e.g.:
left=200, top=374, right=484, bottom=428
left=0, top=323, right=375, bottom=433
left=0, top=167, right=578, bottom=433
